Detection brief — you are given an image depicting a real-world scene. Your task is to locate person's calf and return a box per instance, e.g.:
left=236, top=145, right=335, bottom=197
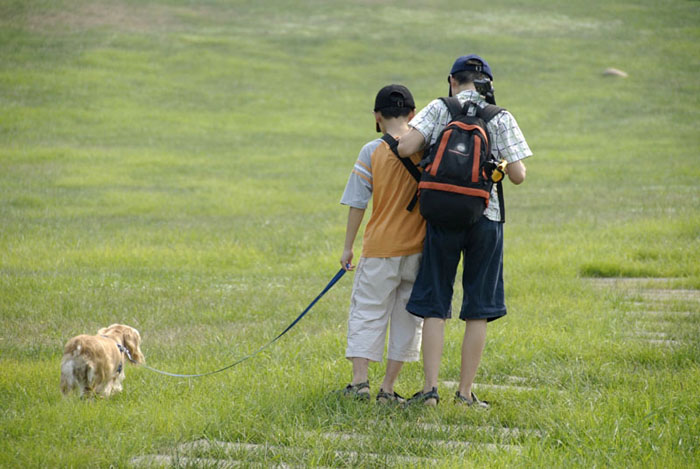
left=379, top=359, right=404, bottom=394
left=350, top=356, right=370, bottom=385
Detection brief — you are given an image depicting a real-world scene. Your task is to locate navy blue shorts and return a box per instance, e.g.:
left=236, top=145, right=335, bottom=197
left=406, top=216, right=506, bottom=321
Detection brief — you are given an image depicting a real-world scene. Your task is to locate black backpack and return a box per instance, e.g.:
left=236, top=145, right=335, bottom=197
left=417, top=97, right=506, bottom=228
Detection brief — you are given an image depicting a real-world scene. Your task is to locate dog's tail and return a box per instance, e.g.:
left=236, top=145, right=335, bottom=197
left=60, top=345, right=94, bottom=397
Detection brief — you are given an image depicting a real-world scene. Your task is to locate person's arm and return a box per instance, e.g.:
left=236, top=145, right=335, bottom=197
left=397, top=127, right=427, bottom=157
left=340, top=207, right=365, bottom=271
left=506, top=159, right=526, bottom=185
left=492, top=111, right=531, bottom=185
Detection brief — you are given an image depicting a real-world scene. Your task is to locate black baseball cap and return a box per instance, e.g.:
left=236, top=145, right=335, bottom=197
left=373, top=84, right=415, bottom=112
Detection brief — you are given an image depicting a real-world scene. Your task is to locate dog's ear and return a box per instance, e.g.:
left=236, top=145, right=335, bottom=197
left=122, top=327, right=145, bottom=364
left=97, top=324, right=121, bottom=336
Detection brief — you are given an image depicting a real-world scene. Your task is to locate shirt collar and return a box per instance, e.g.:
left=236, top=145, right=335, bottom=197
left=456, top=89, right=483, bottom=101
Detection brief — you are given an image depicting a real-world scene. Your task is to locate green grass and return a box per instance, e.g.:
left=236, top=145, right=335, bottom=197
left=1, top=0, right=699, bottom=467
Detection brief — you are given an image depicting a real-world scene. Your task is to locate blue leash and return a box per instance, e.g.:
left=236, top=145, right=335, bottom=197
left=129, top=267, right=347, bottom=378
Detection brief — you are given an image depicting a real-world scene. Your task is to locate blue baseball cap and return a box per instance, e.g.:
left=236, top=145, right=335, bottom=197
left=449, top=54, right=493, bottom=81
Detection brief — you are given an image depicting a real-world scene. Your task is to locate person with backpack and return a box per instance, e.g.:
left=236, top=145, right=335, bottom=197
left=396, top=54, right=532, bottom=407
left=338, top=84, right=426, bottom=403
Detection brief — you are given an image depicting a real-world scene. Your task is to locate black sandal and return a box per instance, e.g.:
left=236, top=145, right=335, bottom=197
left=455, top=390, right=490, bottom=409
left=376, top=389, right=405, bottom=404
left=341, top=381, right=370, bottom=400
left=406, top=387, right=439, bottom=406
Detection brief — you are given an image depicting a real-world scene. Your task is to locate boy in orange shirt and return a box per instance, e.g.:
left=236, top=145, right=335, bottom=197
left=339, top=85, right=426, bottom=403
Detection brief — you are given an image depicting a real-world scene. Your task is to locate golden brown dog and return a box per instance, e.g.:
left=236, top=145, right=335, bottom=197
left=60, top=324, right=144, bottom=398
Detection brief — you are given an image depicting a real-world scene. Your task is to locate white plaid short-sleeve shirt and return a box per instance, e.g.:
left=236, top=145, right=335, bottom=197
left=410, top=90, right=532, bottom=222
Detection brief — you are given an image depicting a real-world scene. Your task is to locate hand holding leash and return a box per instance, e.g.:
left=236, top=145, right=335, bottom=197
left=341, top=250, right=355, bottom=271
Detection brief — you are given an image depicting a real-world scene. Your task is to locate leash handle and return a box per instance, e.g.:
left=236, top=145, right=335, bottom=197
left=135, top=268, right=347, bottom=378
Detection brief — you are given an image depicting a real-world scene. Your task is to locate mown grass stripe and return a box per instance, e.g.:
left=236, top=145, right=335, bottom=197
left=176, top=439, right=437, bottom=466
left=440, top=380, right=544, bottom=393
left=640, top=339, right=685, bottom=346
left=629, top=331, right=669, bottom=339
left=628, top=310, right=695, bottom=318
left=587, top=278, right=673, bottom=288
left=637, top=290, right=700, bottom=301
left=314, top=431, right=521, bottom=453
left=416, top=423, right=544, bottom=439
left=131, top=455, right=252, bottom=468
left=632, top=319, right=678, bottom=330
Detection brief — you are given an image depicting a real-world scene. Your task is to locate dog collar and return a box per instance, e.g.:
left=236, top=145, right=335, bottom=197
left=101, top=335, right=135, bottom=363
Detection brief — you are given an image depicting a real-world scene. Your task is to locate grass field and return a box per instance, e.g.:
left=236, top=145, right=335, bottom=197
left=1, top=0, right=699, bottom=467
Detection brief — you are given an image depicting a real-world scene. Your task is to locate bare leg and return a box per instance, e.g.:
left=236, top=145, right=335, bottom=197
left=351, top=357, right=370, bottom=388
left=421, top=317, right=445, bottom=392
left=380, top=359, right=403, bottom=394
left=338, top=357, right=371, bottom=399
left=458, top=319, right=487, bottom=399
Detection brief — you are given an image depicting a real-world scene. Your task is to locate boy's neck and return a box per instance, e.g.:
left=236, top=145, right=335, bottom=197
left=383, top=121, right=411, bottom=138
left=453, top=82, right=476, bottom=95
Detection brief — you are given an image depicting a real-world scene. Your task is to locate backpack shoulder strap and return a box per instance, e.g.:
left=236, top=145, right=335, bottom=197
left=438, top=97, right=465, bottom=120
left=495, top=180, right=505, bottom=223
left=380, top=134, right=421, bottom=183
left=380, top=133, right=399, bottom=156
left=380, top=134, right=421, bottom=212
left=476, top=104, right=506, bottom=123
left=475, top=103, right=506, bottom=222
